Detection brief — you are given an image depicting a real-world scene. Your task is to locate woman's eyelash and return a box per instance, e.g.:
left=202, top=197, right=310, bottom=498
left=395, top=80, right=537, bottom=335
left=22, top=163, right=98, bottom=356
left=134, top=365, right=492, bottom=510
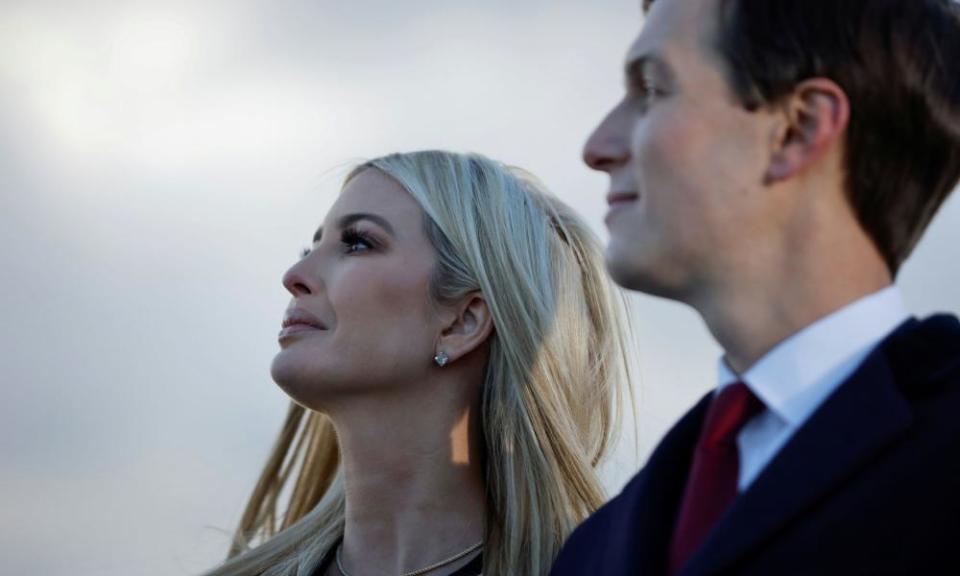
left=341, top=227, right=376, bottom=253
left=299, top=227, right=377, bottom=258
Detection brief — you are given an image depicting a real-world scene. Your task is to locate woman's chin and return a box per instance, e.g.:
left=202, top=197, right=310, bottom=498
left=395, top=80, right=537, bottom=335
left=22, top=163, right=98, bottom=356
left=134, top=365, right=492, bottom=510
left=270, top=355, right=349, bottom=411
left=271, top=355, right=317, bottom=400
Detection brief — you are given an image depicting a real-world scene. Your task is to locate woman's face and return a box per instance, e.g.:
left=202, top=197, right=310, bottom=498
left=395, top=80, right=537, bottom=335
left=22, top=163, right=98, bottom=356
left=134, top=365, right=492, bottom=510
left=271, top=168, right=442, bottom=409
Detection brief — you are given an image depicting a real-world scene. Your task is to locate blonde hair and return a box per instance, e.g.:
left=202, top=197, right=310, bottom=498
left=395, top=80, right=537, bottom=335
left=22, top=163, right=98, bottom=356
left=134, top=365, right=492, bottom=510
left=204, top=151, right=634, bottom=576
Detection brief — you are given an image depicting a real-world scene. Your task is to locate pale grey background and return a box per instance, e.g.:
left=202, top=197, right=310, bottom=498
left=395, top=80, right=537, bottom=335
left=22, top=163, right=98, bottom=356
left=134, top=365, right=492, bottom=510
left=1, top=1, right=957, bottom=574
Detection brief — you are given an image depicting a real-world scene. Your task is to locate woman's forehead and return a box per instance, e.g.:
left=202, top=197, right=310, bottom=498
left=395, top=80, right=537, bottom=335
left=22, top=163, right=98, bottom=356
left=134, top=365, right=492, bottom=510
left=319, top=168, right=425, bottom=240
left=338, top=169, right=413, bottom=211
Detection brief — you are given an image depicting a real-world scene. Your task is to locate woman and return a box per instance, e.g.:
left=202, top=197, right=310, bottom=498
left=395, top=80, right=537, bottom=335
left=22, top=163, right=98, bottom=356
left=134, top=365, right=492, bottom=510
left=205, top=151, right=633, bottom=576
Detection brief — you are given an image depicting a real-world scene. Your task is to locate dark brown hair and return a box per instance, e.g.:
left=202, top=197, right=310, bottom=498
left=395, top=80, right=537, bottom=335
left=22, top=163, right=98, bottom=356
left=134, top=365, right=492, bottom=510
left=646, top=0, right=960, bottom=275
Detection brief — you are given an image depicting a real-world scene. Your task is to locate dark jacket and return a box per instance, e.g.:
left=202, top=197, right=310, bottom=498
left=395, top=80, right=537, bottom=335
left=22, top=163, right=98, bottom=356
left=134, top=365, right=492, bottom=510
left=550, top=315, right=960, bottom=575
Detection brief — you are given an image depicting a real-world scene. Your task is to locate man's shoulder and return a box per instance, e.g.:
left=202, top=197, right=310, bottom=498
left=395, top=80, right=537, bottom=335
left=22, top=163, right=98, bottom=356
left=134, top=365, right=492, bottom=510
left=550, top=468, right=649, bottom=573
left=551, top=393, right=710, bottom=575
left=819, top=312, right=960, bottom=481
left=886, top=314, right=960, bottom=442
left=882, top=313, right=960, bottom=394
left=578, top=468, right=646, bottom=535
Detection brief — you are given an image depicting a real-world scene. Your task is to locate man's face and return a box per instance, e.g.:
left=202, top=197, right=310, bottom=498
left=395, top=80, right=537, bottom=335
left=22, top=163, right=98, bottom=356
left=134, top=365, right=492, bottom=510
left=585, top=0, right=778, bottom=300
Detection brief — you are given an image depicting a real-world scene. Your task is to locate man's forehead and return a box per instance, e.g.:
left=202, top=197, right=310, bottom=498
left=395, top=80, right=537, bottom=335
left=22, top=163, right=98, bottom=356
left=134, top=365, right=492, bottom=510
left=625, top=0, right=721, bottom=71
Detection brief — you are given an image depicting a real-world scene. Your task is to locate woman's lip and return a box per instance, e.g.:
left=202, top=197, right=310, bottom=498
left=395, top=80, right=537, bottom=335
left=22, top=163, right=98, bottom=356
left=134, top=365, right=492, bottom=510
left=278, top=323, right=325, bottom=341
left=281, top=308, right=327, bottom=330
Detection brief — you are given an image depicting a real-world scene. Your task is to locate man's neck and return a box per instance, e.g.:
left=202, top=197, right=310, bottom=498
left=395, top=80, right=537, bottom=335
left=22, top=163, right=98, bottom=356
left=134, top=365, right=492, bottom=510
left=695, top=242, right=893, bottom=374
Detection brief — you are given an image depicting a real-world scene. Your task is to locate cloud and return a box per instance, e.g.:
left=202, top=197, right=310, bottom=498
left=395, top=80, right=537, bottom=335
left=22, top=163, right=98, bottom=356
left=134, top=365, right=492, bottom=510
left=1, top=0, right=956, bottom=574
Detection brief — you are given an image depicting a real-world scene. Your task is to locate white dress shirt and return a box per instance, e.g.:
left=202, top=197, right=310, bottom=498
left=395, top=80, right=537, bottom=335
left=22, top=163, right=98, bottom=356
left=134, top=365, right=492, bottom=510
left=716, top=285, right=911, bottom=492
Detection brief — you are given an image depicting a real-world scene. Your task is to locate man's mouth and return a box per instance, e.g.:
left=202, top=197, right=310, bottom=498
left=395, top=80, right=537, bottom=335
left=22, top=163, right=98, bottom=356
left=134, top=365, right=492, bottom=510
left=606, top=191, right=640, bottom=206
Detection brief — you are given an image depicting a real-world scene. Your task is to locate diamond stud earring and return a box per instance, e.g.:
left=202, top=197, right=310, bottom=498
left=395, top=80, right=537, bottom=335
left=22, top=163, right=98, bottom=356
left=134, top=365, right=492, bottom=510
left=434, top=351, right=450, bottom=367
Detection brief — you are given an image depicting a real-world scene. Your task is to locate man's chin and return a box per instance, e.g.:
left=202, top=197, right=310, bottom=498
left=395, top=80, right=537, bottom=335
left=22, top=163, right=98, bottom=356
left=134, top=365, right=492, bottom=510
left=604, top=245, right=687, bottom=299
left=604, top=240, right=650, bottom=288
left=605, top=253, right=649, bottom=292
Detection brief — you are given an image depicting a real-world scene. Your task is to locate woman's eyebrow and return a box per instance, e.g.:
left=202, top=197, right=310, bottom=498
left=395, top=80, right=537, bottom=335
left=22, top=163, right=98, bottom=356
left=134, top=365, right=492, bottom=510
left=337, top=213, right=396, bottom=236
left=312, top=213, right=395, bottom=244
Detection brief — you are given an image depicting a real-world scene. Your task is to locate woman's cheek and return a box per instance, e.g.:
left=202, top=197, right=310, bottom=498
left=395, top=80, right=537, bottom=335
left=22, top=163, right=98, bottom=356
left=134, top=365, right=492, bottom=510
left=333, top=262, right=433, bottom=331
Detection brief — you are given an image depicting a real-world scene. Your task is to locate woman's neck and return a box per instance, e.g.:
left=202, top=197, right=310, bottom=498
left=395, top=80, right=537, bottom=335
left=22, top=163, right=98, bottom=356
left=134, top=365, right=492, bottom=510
left=330, top=392, right=486, bottom=576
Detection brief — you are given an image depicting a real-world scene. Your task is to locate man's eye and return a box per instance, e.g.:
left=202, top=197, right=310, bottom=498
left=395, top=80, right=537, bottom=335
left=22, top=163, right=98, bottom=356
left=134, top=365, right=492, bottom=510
left=642, top=79, right=663, bottom=99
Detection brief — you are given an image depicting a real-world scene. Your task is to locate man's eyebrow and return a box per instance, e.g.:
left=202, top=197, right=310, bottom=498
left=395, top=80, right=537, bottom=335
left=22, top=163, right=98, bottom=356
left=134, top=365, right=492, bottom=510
left=625, top=52, right=674, bottom=87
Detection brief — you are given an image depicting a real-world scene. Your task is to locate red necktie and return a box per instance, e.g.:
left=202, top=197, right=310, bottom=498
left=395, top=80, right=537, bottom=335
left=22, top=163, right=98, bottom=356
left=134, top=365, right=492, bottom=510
left=669, top=382, right=764, bottom=575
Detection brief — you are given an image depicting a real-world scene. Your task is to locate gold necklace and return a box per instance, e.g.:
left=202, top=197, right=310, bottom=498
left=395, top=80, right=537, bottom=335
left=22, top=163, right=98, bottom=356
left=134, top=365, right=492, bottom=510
left=335, top=540, right=483, bottom=576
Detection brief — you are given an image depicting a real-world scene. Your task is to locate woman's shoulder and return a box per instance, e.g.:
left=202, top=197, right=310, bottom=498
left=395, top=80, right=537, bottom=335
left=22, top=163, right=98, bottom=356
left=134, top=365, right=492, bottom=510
left=450, top=553, right=483, bottom=576
left=311, top=548, right=482, bottom=576
left=311, top=545, right=336, bottom=576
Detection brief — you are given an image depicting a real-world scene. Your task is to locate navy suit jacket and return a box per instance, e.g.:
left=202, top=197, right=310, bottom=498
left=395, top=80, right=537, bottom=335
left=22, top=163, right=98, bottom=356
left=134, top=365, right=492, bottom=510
left=550, top=315, right=960, bottom=575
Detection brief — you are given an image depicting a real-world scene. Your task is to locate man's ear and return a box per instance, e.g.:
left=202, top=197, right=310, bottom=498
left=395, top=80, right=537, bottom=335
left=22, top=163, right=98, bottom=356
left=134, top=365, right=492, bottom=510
left=765, top=78, right=850, bottom=184
left=434, top=292, right=494, bottom=366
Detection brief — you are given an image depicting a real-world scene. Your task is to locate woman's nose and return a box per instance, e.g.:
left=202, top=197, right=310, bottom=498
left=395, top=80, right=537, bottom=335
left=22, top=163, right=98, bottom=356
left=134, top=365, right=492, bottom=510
left=282, top=259, right=315, bottom=296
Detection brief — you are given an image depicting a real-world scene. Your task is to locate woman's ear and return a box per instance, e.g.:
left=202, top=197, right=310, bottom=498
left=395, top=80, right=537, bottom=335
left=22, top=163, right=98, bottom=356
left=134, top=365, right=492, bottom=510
left=434, top=292, right=493, bottom=366
left=765, top=77, right=850, bottom=184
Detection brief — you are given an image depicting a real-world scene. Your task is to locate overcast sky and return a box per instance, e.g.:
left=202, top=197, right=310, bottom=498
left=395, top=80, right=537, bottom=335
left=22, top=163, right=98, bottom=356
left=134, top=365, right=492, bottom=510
left=2, top=1, right=958, bottom=575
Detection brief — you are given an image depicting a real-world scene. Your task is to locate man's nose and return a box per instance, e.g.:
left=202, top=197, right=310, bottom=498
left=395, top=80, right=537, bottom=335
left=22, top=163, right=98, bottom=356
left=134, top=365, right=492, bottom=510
left=583, top=104, right=631, bottom=172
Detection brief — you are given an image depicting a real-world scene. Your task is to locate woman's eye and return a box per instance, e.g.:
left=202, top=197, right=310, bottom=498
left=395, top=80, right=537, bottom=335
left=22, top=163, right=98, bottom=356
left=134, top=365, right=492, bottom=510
left=341, top=228, right=374, bottom=254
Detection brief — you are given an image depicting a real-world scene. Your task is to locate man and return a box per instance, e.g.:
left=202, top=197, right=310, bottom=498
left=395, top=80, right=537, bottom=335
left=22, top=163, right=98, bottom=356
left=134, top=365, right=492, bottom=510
left=551, top=0, right=960, bottom=574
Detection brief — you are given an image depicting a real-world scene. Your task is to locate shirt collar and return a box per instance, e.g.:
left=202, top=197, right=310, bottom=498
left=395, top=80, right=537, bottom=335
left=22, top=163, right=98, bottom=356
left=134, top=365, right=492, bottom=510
left=717, top=285, right=911, bottom=426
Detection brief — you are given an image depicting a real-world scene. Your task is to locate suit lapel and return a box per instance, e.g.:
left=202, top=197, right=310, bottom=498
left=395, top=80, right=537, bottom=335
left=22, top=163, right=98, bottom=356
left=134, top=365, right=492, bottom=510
left=682, top=343, right=913, bottom=575
left=627, top=392, right=712, bottom=575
